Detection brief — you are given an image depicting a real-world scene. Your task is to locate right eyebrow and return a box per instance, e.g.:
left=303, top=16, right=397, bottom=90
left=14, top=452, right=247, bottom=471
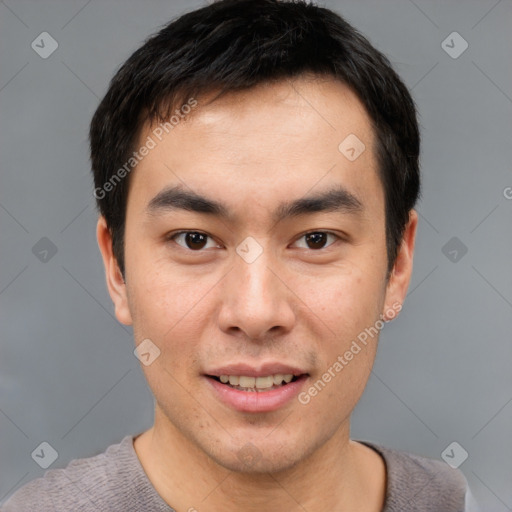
left=145, top=186, right=231, bottom=219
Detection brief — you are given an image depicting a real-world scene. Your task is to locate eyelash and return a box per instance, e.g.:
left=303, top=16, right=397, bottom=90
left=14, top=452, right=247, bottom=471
left=167, top=230, right=342, bottom=251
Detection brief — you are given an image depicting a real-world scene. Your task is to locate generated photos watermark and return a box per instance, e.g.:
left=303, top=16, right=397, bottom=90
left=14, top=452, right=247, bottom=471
left=94, top=97, right=198, bottom=200
left=298, top=301, right=402, bottom=405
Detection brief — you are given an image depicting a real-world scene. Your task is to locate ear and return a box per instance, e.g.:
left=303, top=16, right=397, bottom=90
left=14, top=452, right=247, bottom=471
left=382, top=209, right=418, bottom=320
left=96, top=216, right=133, bottom=326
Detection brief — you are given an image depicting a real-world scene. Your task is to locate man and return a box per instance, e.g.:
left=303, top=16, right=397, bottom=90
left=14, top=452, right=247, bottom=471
left=4, top=1, right=478, bottom=510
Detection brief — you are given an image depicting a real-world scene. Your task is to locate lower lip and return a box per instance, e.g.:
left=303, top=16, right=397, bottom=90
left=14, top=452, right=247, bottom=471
left=205, top=375, right=308, bottom=413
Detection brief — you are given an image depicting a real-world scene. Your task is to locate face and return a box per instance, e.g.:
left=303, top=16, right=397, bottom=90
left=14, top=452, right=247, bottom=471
left=98, top=76, right=416, bottom=473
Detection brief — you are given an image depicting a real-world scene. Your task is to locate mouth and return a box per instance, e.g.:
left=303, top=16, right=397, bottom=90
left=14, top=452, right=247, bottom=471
left=204, top=371, right=309, bottom=413
left=206, top=373, right=303, bottom=392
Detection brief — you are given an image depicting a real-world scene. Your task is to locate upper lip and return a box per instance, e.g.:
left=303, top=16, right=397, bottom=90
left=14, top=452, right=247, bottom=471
left=205, top=362, right=308, bottom=378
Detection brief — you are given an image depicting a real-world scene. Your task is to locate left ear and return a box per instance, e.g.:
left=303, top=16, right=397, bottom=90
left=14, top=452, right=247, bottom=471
left=382, top=209, right=418, bottom=320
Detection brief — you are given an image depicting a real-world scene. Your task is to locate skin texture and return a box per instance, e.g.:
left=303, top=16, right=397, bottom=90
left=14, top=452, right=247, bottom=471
left=97, top=75, right=417, bottom=512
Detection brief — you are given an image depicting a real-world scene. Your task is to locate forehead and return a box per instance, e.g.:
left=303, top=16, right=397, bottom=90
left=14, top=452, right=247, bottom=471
left=127, top=76, right=381, bottom=220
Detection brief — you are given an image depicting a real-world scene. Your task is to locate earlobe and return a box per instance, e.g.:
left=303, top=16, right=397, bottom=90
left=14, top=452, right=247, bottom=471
left=96, top=216, right=133, bottom=326
left=382, top=210, right=418, bottom=321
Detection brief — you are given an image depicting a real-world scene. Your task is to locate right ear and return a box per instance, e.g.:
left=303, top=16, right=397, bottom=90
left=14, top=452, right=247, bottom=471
left=96, top=216, right=133, bottom=326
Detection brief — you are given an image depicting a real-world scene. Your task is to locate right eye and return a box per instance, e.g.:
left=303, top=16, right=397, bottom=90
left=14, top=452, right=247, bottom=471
left=168, top=231, right=221, bottom=251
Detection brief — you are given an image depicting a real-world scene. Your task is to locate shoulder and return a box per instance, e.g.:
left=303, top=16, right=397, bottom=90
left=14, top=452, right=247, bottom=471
left=360, top=441, right=471, bottom=512
left=1, top=436, right=166, bottom=512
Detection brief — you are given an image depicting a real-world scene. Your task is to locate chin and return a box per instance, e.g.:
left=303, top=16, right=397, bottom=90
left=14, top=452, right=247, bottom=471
left=204, top=433, right=316, bottom=475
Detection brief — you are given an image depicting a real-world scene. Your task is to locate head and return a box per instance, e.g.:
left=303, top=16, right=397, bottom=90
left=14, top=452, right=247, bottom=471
left=92, top=0, right=420, bottom=473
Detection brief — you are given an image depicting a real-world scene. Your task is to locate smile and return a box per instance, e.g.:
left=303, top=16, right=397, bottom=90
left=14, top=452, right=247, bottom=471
left=213, top=374, right=297, bottom=391
left=205, top=373, right=309, bottom=412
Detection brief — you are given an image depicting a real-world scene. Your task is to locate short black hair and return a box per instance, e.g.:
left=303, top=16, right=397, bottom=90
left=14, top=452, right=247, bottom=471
left=90, top=0, right=420, bottom=277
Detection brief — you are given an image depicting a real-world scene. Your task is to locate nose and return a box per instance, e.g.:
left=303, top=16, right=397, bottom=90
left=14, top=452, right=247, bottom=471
left=217, top=247, right=296, bottom=342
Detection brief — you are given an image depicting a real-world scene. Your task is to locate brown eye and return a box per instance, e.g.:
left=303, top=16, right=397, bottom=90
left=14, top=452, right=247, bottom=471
left=292, top=231, right=339, bottom=250
left=305, top=232, right=328, bottom=249
left=171, top=231, right=218, bottom=251
left=184, top=232, right=207, bottom=250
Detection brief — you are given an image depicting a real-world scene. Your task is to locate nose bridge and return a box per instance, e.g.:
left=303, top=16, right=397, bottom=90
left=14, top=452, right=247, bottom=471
left=218, top=243, right=295, bottom=339
left=237, top=253, right=274, bottom=305
left=233, top=235, right=276, bottom=297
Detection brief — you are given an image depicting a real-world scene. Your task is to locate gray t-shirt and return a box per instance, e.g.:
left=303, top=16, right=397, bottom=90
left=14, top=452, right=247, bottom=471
left=2, top=436, right=478, bottom=511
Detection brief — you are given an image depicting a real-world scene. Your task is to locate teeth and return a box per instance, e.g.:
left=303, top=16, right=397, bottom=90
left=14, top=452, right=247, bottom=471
left=255, top=376, right=274, bottom=389
left=273, top=374, right=284, bottom=385
left=218, top=374, right=295, bottom=389
left=238, top=376, right=255, bottom=388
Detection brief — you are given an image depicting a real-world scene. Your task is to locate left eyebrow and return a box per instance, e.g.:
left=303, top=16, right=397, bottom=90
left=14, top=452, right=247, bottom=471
left=273, top=185, right=364, bottom=224
left=145, top=184, right=364, bottom=222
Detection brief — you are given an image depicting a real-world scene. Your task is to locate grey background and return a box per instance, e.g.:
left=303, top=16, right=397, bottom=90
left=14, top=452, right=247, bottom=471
left=1, top=0, right=511, bottom=510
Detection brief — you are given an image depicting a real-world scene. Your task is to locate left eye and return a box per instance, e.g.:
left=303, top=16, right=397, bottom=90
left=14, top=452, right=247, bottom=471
left=292, top=232, right=339, bottom=250
left=171, top=231, right=220, bottom=251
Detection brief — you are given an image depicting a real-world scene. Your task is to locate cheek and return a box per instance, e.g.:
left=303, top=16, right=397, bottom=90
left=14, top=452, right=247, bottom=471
left=126, top=262, right=209, bottom=354
left=308, top=266, right=385, bottom=342
left=127, top=270, right=210, bottom=407
left=295, top=264, right=385, bottom=403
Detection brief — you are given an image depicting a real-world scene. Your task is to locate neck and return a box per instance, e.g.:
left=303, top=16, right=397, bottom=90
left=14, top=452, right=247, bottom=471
left=134, top=408, right=386, bottom=512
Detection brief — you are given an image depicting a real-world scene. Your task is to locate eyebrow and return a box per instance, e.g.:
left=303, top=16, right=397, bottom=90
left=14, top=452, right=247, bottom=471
left=145, top=184, right=364, bottom=223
